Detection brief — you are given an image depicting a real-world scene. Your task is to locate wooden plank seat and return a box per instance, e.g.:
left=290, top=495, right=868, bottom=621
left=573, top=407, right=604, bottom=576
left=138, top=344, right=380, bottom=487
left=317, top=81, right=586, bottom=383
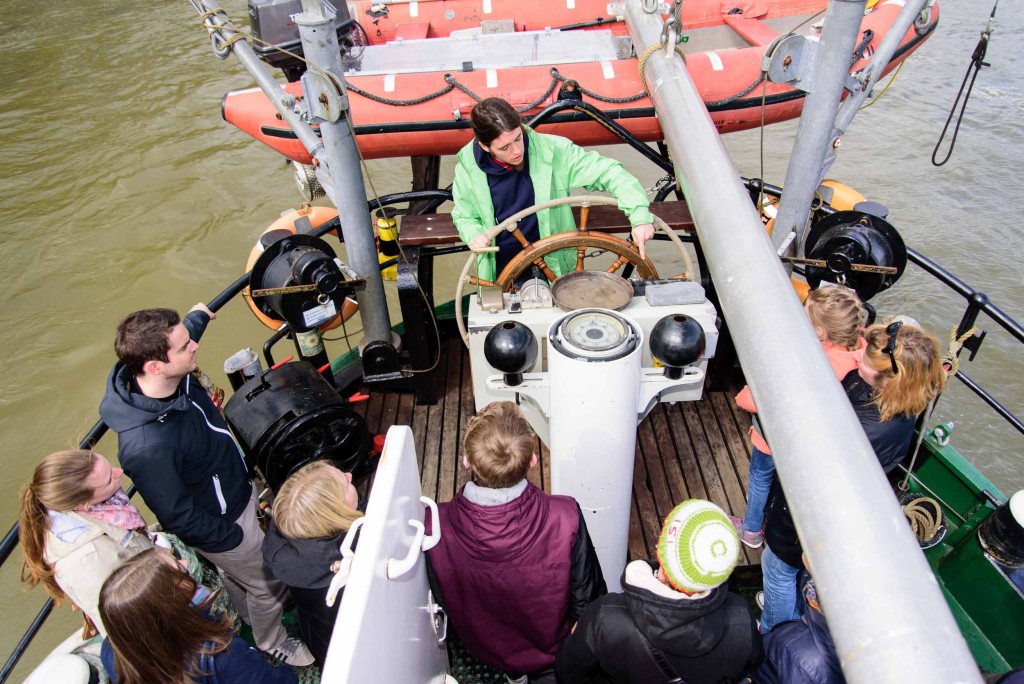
left=397, top=200, right=696, bottom=246
left=396, top=201, right=699, bottom=403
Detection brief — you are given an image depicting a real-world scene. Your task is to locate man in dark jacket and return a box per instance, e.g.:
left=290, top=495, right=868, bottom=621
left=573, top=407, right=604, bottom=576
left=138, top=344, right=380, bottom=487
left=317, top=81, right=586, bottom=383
left=556, top=499, right=762, bottom=684
left=98, top=305, right=312, bottom=666
left=425, top=401, right=606, bottom=683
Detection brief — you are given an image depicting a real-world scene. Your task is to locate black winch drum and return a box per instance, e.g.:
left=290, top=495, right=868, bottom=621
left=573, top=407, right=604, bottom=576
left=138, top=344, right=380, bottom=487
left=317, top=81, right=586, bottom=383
left=978, top=494, right=1024, bottom=567
left=223, top=361, right=369, bottom=491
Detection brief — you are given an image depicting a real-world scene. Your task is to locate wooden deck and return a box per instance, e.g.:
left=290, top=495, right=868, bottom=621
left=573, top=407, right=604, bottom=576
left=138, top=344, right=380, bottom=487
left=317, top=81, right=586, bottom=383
left=353, top=339, right=762, bottom=566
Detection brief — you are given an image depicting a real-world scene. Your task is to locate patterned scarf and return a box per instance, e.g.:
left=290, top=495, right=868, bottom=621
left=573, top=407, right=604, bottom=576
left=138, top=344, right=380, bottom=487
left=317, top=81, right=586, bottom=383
left=80, top=489, right=147, bottom=531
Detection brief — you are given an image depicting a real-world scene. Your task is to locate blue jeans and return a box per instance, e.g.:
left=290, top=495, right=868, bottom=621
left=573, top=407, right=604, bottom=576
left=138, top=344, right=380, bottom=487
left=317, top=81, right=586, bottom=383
left=743, top=446, right=775, bottom=533
left=760, top=545, right=801, bottom=633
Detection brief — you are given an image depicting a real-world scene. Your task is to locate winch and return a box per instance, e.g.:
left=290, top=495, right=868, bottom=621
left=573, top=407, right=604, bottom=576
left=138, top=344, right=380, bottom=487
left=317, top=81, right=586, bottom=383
left=802, top=209, right=907, bottom=300
left=248, top=232, right=364, bottom=333
left=223, top=361, right=370, bottom=491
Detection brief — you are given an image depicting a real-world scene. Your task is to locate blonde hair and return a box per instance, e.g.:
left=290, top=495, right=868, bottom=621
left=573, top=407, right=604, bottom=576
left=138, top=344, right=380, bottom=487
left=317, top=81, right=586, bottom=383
left=861, top=323, right=946, bottom=421
left=273, top=461, right=363, bottom=539
left=19, top=450, right=100, bottom=602
left=463, top=402, right=534, bottom=489
left=804, top=286, right=867, bottom=350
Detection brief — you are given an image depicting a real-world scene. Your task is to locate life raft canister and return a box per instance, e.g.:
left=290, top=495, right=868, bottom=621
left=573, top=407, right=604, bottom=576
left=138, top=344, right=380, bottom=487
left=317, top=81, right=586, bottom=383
left=243, top=206, right=359, bottom=331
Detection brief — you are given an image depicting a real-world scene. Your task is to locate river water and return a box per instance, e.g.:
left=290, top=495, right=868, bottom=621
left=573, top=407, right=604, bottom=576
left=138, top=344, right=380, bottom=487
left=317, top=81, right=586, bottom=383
left=0, top=0, right=1020, bottom=677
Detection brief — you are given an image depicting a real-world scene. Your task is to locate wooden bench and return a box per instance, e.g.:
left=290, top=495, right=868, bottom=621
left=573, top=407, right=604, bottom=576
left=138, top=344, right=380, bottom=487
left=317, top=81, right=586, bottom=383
left=396, top=200, right=700, bottom=402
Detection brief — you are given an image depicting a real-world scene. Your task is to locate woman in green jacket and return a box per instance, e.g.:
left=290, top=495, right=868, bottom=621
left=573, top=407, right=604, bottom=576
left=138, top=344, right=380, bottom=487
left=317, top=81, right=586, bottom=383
left=452, top=98, right=655, bottom=283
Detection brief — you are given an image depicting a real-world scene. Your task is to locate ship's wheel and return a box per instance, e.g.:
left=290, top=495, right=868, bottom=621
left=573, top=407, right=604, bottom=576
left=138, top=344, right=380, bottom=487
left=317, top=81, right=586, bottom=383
left=455, top=196, right=695, bottom=345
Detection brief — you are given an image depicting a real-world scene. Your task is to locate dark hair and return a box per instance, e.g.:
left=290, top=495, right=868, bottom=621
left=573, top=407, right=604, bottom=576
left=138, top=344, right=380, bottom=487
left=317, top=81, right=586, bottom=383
left=115, top=308, right=180, bottom=376
left=470, top=98, right=523, bottom=146
left=19, top=450, right=99, bottom=601
left=100, top=549, right=233, bottom=684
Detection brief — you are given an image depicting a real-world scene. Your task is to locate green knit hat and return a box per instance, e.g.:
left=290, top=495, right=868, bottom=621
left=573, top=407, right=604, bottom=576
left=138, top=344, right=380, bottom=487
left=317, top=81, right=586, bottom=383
left=657, top=499, right=740, bottom=593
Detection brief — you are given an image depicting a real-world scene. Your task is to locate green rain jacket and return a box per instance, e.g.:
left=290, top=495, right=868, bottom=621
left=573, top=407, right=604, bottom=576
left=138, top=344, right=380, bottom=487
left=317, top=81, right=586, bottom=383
left=452, top=126, right=655, bottom=282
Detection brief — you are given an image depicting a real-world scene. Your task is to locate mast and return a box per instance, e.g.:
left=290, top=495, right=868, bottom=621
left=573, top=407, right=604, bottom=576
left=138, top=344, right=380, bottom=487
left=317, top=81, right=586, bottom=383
left=771, top=0, right=933, bottom=252
left=623, top=1, right=981, bottom=682
left=294, top=0, right=393, bottom=345
left=195, top=0, right=393, bottom=346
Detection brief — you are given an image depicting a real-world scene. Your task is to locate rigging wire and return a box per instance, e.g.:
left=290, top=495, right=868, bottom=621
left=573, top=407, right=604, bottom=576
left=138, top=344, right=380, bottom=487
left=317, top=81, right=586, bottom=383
left=931, top=0, right=997, bottom=167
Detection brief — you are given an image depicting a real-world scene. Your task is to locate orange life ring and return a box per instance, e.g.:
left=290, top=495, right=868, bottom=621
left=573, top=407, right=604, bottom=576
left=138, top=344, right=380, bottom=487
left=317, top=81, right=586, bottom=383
left=243, top=206, right=359, bottom=332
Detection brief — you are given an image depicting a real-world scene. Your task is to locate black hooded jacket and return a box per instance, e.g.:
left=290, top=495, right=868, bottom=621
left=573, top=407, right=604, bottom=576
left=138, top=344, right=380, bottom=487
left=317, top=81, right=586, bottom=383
left=555, top=560, right=762, bottom=684
left=262, top=519, right=345, bottom=667
left=98, top=311, right=250, bottom=553
left=765, top=370, right=917, bottom=568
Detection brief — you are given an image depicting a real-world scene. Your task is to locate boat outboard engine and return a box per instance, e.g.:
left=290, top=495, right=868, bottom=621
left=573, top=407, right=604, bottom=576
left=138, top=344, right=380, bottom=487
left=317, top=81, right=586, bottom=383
left=484, top=322, right=538, bottom=387
left=803, top=209, right=908, bottom=301
left=650, top=314, right=706, bottom=379
left=223, top=362, right=370, bottom=492
left=248, top=0, right=355, bottom=81
left=248, top=232, right=363, bottom=334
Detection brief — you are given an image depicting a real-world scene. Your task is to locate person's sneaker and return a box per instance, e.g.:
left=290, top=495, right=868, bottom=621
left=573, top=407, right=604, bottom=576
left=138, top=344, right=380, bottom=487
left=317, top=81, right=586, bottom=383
left=266, top=636, right=315, bottom=667
left=728, top=514, right=764, bottom=548
left=756, top=591, right=765, bottom=611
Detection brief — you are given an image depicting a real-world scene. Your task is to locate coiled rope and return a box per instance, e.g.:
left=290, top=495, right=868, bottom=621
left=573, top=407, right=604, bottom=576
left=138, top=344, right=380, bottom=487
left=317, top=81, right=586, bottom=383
left=902, top=495, right=943, bottom=544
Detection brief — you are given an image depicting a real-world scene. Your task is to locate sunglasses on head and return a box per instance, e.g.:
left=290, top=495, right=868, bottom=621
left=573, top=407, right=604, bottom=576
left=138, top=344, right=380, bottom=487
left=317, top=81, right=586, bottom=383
left=883, top=320, right=903, bottom=374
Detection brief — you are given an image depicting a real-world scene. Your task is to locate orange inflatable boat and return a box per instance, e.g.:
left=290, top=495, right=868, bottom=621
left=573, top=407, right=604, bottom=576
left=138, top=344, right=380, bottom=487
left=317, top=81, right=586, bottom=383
left=224, top=0, right=938, bottom=161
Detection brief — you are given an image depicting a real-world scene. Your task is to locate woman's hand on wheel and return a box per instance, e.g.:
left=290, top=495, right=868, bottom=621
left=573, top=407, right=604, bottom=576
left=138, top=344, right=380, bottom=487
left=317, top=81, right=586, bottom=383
left=469, top=234, right=492, bottom=252
left=631, top=223, right=655, bottom=260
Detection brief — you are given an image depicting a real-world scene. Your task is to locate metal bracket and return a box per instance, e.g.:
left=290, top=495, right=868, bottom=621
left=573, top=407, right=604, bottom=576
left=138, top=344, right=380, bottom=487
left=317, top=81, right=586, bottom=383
left=963, top=329, right=987, bottom=362
left=301, top=71, right=349, bottom=122
left=486, top=373, right=551, bottom=416
left=762, top=33, right=820, bottom=91
left=636, top=365, right=705, bottom=417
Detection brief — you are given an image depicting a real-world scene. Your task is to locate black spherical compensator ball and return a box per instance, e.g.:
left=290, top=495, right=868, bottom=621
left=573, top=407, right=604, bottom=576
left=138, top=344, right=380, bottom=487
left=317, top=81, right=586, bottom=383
left=651, top=315, right=705, bottom=379
left=484, top=321, right=538, bottom=387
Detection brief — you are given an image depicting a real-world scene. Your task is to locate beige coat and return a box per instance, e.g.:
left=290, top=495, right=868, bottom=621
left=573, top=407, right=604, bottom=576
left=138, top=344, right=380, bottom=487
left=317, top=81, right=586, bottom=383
left=44, top=512, right=153, bottom=635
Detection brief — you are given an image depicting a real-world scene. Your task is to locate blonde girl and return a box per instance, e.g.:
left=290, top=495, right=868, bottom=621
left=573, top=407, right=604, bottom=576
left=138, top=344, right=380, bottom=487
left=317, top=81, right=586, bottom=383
left=731, top=286, right=867, bottom=547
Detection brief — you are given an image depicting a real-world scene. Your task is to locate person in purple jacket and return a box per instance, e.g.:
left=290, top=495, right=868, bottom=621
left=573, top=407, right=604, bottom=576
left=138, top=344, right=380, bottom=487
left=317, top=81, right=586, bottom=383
left=425, top=401, right=606, bottom=683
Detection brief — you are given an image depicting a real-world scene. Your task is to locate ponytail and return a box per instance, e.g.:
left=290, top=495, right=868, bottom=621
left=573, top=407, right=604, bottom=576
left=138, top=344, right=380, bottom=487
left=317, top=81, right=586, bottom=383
left=18, top=450, right=98, bottom=602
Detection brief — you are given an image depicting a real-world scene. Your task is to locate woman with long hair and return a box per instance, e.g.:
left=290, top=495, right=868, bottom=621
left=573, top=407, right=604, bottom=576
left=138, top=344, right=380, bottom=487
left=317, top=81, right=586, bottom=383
left=759, top=322, right=946, bottom=633
left=452, top=97, right=655, bottom=283
left=99, top=548, right=296, bottom=684
left=19, top=449, right=153, bottom=635
left=262, top=461, right=364, bottom=667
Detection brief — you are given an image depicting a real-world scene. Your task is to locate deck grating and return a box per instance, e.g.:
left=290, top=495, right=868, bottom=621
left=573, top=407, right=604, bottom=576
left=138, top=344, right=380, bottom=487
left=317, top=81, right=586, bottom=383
left=357, top=342, right=760, bottom=566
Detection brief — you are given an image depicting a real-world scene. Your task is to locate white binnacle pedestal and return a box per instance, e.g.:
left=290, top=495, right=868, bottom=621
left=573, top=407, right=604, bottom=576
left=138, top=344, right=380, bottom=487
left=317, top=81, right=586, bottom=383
left=546, top=309, right=643, bottom=592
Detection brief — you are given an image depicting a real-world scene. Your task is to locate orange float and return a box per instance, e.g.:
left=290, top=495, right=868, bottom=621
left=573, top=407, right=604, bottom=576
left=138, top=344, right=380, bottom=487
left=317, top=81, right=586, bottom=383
left=223, top=0, right=938, bottom=161
left=243, top=206, right=359, bottom=331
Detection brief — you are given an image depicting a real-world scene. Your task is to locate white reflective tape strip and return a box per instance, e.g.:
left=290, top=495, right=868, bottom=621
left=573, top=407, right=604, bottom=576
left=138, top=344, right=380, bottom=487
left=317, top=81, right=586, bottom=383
left=602, top=61, right=614, bottom=79
left=483, top=0, right=492, bottom=13
left=705, top=51, right=724, bottom=71
left=409, top=0, right=418, bottom=16
left=487, top=69, right=498, bottom=88
left=384, top=74, right=396, bottom=92
left=881, top=0, right=906, bottom=6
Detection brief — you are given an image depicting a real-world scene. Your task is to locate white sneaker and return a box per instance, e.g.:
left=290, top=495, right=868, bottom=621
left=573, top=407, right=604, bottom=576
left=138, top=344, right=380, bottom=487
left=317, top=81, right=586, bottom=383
left=266, top=636, right=315, bottom=667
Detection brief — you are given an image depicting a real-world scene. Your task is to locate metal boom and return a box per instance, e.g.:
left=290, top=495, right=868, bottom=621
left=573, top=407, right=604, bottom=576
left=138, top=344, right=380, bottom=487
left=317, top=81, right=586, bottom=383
left=624, top=1, right=980, bottom=681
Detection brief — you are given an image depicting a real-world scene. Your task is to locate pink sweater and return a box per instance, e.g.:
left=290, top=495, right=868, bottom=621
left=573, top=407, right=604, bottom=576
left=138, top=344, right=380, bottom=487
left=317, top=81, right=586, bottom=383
left=735, top=338, right=865, bottom=455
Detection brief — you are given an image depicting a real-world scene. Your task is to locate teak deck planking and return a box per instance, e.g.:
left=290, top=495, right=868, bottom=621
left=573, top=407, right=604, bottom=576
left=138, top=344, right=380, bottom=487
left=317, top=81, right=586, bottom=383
left=353, top=341, right=761, bottom=566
